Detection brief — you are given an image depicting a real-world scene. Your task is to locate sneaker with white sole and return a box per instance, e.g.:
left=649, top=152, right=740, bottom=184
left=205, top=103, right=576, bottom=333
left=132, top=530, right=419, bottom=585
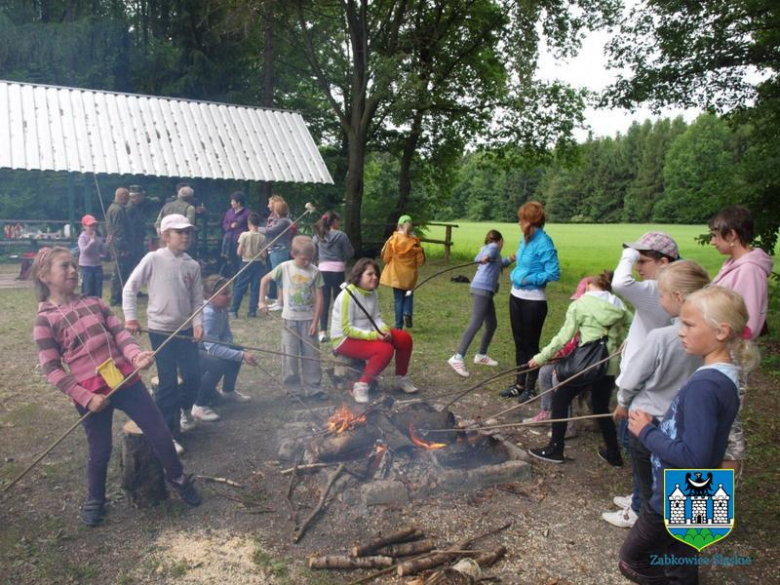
left=318, top=331, right=328, bottom=343
left=173, top=439, right=185, bottom=456
left=220, top=390, right=251, bottom=402
left=474, top=354, right=498, bottom=366
left=180, top=412, right=197, bottom=433
left=352, top=382, right=370, bottom=403
left=447, top=355, right=470, bottom=378
left=191, top=404, right=221, bottom=422
left=613, top=494, right=633, bottom=509
left=396, top=375, right=418, bottom=394
left=601, top=506, right=638, bottom=528
left=523, top=410, right=551, bottom=423
left=268, top=302, right=283, bottom=311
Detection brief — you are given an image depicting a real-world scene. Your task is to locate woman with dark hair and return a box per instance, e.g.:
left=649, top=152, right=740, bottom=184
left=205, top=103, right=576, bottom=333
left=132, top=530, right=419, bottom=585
left=501, top=201, right=560, bottom=402
left=708, top=205, right=773, bottom=339
left=329, top=258, right=417, bottom=403
left=221, top=192, right=250, bottom=277
left=313, top=210, right=354, bottom=341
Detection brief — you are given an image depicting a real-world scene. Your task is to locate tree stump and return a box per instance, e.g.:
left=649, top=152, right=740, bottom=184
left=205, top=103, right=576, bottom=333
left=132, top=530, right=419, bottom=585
left=120, top=421, right=168, bottom=507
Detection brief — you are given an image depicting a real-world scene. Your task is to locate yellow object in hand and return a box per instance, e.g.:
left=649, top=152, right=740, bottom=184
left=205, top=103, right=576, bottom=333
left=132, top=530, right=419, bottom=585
left=96, top=357, right=125, bottom=390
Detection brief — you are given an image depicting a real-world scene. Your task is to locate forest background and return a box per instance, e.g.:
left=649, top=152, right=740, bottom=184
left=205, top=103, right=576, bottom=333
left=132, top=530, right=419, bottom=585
left=0, top=0, right=778, bottom=253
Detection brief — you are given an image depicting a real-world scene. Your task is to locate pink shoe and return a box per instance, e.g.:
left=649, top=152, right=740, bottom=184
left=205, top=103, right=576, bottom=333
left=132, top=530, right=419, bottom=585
left=523, top=410, right=551, bottom=423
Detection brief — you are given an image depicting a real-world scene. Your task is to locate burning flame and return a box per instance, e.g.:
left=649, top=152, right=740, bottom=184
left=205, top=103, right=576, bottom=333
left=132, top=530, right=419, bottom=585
left=327, top=403, right=367, bottom=434
left=409, top=422, right=447, bottom=450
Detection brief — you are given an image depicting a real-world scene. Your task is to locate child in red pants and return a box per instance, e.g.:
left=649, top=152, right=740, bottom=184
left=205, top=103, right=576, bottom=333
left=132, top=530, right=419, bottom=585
left=330, top=258, right=418, bottom=403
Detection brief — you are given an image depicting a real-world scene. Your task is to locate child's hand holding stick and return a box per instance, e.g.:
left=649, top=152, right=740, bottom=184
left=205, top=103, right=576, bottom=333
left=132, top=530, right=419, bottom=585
left=87, top=394, right=110, bottom=413
left=242, top=352, right=258, bottom=366
left=125, top=319, right=141, bottom=335
left=132, top=351, right=155, bottom=370
left=628, top=409, right=653, bottom=436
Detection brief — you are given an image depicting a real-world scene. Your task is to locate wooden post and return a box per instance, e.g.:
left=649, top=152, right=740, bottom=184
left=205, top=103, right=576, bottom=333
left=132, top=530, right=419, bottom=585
left=443, top=225, right=451, bottom=264
left=120, top=421, right=168, bottom=508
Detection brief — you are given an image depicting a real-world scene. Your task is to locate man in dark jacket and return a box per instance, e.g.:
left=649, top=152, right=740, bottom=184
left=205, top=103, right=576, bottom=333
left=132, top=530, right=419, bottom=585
left=106, top=187, right=132, bottom=305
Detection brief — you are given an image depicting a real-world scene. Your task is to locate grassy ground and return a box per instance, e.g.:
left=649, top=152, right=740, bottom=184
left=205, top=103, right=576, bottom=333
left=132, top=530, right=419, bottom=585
left=0, top=222, right=777, bottom=583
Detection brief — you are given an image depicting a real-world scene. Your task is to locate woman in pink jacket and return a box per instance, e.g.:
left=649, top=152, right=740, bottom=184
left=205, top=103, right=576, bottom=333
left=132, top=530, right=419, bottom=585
left=708, top=206, right=774, bottom=339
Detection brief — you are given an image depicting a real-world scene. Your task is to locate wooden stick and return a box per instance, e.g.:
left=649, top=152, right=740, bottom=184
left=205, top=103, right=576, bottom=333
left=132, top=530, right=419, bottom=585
left=397, top=521, right=512, bottom=576
left=293, top=463, right=345, bottom=543
left=473, top=546, right=507, bottom=568
left=351, top=526, right=423, bottom=557
left=375, top=539, right=434, bottom=558
left=420, top=412, right=615, bottom=434
left=196, top=475, right=243, bottom=488
left=280, top=462, right=342, bottom=475
left=308, top=555, right=394, bottom=570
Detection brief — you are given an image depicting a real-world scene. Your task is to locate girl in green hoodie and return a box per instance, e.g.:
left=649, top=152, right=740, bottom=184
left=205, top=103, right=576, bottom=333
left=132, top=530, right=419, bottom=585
left=528, top=270, right=632, bottom=465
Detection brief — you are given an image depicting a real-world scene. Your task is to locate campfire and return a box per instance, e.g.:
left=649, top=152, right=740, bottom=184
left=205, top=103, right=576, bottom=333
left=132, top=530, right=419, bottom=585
left=408, top=422, right=447, bottom=450
left=326, top=403, right=367, bottom=434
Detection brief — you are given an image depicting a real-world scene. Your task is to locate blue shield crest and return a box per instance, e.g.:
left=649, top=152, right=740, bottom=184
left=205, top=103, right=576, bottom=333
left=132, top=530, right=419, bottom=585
left=663, top=469, right=735, bottom=551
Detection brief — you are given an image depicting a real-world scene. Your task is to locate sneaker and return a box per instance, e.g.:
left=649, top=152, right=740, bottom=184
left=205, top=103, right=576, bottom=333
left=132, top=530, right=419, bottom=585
left=180, top=412, right=197, bottom=433
left=80, top=499, right=106, bottom=527
left=473, top=354, right=498, bottom=366
left=229, top=310, right=238, bottom=319
left=352, top=382, right=370, bottom=404
left=601, top=506, right=638, bottom=528
left=318, top=331, right=329, bottom=343
left=404, top=314, right=413, bottom=328
left=220, top=390, right=251, bottom=402
left=613, top=494, right=633, bottom=509
left=268, top=302, right=283, bottom=311
left=517, top=387, right=537, bottom=403
left=247, top=312, right=257, bottom=318
left=523, top=410, right=551, bottom=423
left=447, top=355, right=470, bottom=378
left=173, top=439, right=185, bottom=456
left=598, top=447, right=624, bottom=468
left=528, top=442, right=564, bottom=464
left=168, top=474, right=202, bottom=506
left=396, top=375, right=418, bottom=394
left=499, top=384, right=524, bottom=398
left=191, top=405, right=221, bottom=422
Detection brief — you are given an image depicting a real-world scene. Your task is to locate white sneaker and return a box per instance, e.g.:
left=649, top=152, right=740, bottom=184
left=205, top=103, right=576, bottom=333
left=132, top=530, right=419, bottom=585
left=180, top=412, right=197, bottom=432
left=318, top=331, right=329, bottom=343
left=191, top=405, right=221, bottom=422
left=220, top=390, right=251, bottom=402
left=352, top=382, right=370, bottom=404
left=173, top=440, right=185, bottom=456
left=268, top=302, right=283, bottom=311
left=396, top=375, right=418, bottom=394
left=474, top=354, right=498, bottom=366
left=601, top=506, right=638, bottom=528
left=613, top=494, right=633, bottom=509
left=447, top=355, right=470, bottom=378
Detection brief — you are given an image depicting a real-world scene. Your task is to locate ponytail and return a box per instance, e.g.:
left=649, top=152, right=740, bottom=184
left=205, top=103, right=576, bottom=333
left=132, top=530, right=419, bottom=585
left=314, top=211, right=339, bottom=240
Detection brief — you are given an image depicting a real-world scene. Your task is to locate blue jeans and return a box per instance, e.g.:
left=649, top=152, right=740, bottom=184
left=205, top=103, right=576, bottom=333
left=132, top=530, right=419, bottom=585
left=619, top=417, right=641, bottom=513
left=197, top=350, right=242, bottom=405
left=80, top=265, right=103, bottom=298
left=149, top=329, right=201, bottom=433
left=392, top=288, right=413, bottom=329
left=232, top=259, right=266, bottom=316
left=267, top=247, right=289, bottom=300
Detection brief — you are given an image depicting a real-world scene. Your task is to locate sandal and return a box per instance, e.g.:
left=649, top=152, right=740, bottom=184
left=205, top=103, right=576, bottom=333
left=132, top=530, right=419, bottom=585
left=81, top=499, right=106, bottom=527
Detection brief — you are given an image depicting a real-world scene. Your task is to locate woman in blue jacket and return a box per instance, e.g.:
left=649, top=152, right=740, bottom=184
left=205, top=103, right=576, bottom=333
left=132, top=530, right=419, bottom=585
left=500, top=201, right=560, bottom=401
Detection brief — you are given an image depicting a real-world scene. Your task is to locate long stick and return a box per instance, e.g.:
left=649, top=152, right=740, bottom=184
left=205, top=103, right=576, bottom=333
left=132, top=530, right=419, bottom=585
left=420, top=412, right=615, bottom=434
left=481, top=350, right=622, bottom=422
left=412, top=260, right=481, bottom=291
left=3, top=204, right=316, bottom=494
left=340, top=284, right=384, bottom=335
left=293, top=462, right=345, bottom=543
left=441, top=362, right=538, bottom=409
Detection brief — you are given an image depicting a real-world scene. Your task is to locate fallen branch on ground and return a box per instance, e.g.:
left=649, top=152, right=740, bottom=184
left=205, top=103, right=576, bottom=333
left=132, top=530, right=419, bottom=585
left=351, top=526, right=423, bottom=557
left=309, top=556, right=394, bottom=570
left=293, top=463, right=345, bottom=543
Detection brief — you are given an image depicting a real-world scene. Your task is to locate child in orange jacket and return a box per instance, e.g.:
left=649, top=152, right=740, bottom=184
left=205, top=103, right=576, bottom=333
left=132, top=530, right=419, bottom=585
left=379, top=215, right=425, bottom=329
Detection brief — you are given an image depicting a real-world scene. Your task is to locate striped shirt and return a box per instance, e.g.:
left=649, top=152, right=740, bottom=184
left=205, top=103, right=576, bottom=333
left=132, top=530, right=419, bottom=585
left=33, top=296, right=141, bottom=407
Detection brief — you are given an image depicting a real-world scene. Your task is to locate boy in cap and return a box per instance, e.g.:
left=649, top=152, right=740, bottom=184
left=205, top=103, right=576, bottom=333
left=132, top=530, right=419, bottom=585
left=607, top=230, right=679, bottom=526
left=123, top=214, right=203, bottom=455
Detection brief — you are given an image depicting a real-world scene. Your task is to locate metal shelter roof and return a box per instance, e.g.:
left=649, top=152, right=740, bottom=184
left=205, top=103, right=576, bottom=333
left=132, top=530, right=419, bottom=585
left=0, top=80, right=333, bottom=184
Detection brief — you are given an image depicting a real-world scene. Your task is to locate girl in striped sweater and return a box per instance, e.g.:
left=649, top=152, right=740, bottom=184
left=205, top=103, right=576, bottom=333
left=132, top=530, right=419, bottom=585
left=31, top=247, right=200, bottom=527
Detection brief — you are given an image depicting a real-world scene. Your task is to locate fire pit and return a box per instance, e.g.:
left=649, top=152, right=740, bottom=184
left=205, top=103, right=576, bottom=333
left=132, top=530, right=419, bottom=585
left=276, top=395, right=531, bottom=508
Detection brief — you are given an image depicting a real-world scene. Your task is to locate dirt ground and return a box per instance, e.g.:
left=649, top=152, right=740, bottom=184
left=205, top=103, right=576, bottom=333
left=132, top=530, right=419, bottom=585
left=0, top=269, right=777, bottom=584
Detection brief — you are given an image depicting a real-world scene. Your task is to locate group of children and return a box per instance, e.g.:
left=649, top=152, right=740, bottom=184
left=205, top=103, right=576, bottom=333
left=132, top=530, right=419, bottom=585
left=33, top=202, right=769, bottom=583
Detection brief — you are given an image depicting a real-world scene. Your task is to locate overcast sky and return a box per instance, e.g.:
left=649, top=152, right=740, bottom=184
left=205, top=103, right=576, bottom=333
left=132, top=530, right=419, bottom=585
left=537, top=27, right=702, bottom=140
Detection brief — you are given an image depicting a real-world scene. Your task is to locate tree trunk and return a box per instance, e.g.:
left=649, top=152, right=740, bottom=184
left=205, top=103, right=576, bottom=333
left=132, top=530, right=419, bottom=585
left=387, top=109, right=424, bottom=238
left=259, top=0, right=275, bottom=207
left=344, top=132, right=366, bottom=252
left=120, top=421, right=168, bottom=508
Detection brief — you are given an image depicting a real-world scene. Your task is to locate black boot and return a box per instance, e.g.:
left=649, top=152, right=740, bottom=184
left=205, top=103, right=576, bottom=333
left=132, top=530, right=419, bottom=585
left=598, top=447, right=624, bottom=468
left=404, top=314, right=413, bottom=328
left=529, top=441, right=564, bottom=464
